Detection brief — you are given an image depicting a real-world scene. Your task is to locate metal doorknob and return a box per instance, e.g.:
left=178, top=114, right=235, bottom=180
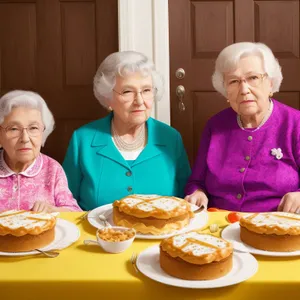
left=176, top=85, right=186, bottom=112
left=175, top=68, right=185, bottom=79
left=176, top=85, right=185, bottom=97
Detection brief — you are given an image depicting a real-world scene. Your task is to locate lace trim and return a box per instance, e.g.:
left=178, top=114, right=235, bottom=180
left=0, top=150, right=43, bottom=178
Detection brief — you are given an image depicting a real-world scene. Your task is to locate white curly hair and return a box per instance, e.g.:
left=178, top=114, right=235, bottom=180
left=0, top=90, right=55, bottom=146
left=93, top=51, right=164, bottom=108
left=212, top=42, right=283, bottom=97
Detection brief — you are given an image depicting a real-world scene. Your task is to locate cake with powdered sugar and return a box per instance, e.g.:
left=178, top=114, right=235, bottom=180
left=113, top=194, right=194, bottom=235
left=0, top=210, right=57, bottom=252
left=240, top=212, right=300, bottom=252
left=160, top=231, right=233, bottom=280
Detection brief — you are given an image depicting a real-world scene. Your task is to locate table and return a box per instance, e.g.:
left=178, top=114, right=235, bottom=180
left=1, top=212, right=300, bottom=300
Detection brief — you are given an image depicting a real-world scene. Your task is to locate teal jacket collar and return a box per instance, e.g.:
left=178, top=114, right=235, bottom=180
left=91, top=113, right=166, bottom=169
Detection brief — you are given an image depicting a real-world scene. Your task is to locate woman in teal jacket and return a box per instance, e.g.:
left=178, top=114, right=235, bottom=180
left=63, top=51, right=190, bottom=210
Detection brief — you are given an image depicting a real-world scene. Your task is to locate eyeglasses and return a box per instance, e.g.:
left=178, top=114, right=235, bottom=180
left=113, top=87, right=157, bottom=102
left=0, top=124, right=45, bottom=139
left=225, top=73, right=267, bottom=91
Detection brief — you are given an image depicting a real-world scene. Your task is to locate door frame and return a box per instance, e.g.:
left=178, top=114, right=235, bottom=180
left=118, top=0, right=170, bottom=125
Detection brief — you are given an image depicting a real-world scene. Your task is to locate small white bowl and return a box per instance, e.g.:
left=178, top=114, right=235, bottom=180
left=84, top=226, right=136, bottom=254
left=97, top=226, right=136, bottom=253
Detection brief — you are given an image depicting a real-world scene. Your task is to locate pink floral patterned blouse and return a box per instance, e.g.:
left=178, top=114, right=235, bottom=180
left=0, top=151, right=82, bottom=212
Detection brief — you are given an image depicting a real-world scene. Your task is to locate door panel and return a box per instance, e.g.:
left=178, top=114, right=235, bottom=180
left=0, top=0, right=118, bottom=163
left=169, top=0, right=300, bottom=165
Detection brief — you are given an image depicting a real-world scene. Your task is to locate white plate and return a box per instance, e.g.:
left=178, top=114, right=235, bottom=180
left=221, top=222, right=300, bottom=257
left=136, top=245, right=258, bottom=288
left=88, top=204, right=208, bottom=239
left=0, top=218, right=80, bottom=256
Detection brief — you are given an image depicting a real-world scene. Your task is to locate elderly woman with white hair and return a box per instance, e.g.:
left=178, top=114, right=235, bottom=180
left=185, top=42, right=300, bottom=213
left=0, top=90, right=81, bottom=212
left=63, top=51, right=190, bottom=210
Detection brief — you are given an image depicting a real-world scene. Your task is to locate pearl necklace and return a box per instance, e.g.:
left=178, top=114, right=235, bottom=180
left=237, top=100, right=273, bottom=132
left=111, top=121, right=146, bottom=151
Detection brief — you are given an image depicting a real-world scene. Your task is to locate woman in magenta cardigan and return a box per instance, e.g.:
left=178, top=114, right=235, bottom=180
left=185, top=42, right=300, bottom=213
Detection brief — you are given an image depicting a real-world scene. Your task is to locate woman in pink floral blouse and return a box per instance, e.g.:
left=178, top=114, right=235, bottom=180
left=0, top=90, right=81, bottom=212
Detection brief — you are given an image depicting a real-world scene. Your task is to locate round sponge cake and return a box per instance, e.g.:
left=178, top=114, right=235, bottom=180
left=240, top=212, right=300, bottom=252
left=160, top=231, right=233, bottom=280
left=113, top=195, right=194, bottom=235
left=0, top=210, right=57, bottom=252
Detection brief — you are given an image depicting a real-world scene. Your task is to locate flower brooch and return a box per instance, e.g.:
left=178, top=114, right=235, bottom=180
left=271, top=148, right=283, bottom=160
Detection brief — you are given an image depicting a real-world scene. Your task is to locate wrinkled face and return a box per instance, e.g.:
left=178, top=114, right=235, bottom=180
left=0, top=107, right=44, bottom=168
left=110, top=72, right=154, bottom=126
left=224, top=55, right=272, bottom=116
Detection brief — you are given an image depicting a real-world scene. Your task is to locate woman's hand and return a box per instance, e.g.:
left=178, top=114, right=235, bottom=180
left=31, top=201, right=58, bottom=213
left=184, top=190, right=208, bottom=208
left=277, top=192, right=300, bottom=213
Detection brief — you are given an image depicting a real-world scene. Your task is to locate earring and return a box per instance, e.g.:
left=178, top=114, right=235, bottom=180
left=107, top=106, right=113, bottom=111
left=226, top=99, right=230, bottom=103
left=269, top=92, right=273, bottom=97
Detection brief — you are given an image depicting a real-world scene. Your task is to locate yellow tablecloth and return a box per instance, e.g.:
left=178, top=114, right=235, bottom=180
left=1, top=212, right=300, bottom=300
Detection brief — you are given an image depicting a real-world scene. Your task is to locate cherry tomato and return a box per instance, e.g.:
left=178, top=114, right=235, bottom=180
left=227, top=212, right=241, bottom=223
left=207, top=207, right=220, bottom=212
